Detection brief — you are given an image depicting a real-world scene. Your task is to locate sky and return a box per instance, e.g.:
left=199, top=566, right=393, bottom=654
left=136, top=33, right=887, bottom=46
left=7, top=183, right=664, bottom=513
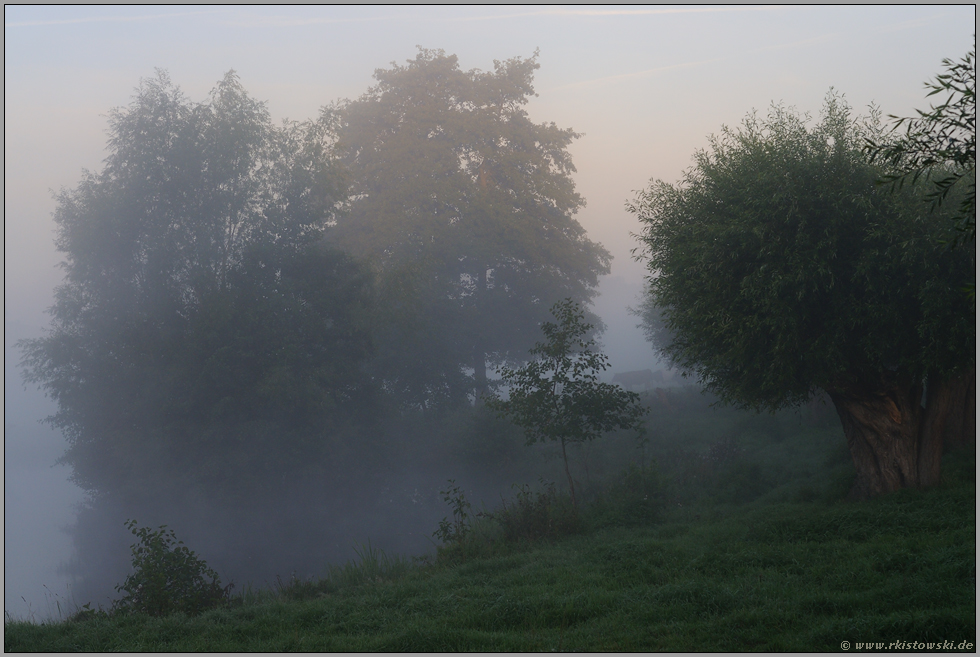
left=3, top=4, right=975, bottom=619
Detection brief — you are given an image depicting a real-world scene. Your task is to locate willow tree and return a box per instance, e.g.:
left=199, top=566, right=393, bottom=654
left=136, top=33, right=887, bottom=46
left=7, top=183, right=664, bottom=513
left=333, top=49, right=610, bottom=403
left=865, top=39, right=975, bottom=246
left=630, top=94, right=974, bottom=499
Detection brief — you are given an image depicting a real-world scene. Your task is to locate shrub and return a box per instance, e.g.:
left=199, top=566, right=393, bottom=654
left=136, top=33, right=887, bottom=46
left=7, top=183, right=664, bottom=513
left=487, top=480, right=581, bottom=543
left=114, top=520, right=231, bottom=617
left=433, top=480, right=472, bottom=547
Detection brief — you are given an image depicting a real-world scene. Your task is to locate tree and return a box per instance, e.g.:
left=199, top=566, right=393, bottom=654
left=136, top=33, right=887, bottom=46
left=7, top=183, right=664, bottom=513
left=629, top=94, right=974, bottom=499
left=368, top=257, right=474, bottom=413
left=19, top=70, right=374, bottom=499
left=486, top=299, right=646, bottom=510
left=332, top=49, right=611, bottom=403
left=865, top=39, right=976, bottom=247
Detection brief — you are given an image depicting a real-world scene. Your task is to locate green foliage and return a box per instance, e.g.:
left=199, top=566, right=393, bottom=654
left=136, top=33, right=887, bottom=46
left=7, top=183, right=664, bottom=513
left=865, top=39, right=976, bottom=247
left=369, top=259, right=474, bottom=413
left=334, top=48, right=611, bottom=400
left=631, top=389, right=852, bottom=508
left=7, top=406, right=975, bottom=650
left=487, top=480, right=582, bottom=543
left=275, top=541, right=413, bottom=600
left=711, top=462, right=771, bottom=504
left=433, top=480, right=473, bottom=547
left=629, top=289, right=676, bottom=363
left=433, top=477, right=588, bottom=562
left=114, top=520, right=230, bottom=617
left=66, top=603, right=109, bottom=624
left=486, top=299, right=646, bottom=507
left=7, top=473, right=974, bottom=651
left=590, top=464, right=667, bottom=527
left=629, top=92, right=974, bottom=411
left=17, top=70, right=376, bottom=501
left=15, top=57, right=613, bottom=599
left=337, top=542, right=412, bottom=588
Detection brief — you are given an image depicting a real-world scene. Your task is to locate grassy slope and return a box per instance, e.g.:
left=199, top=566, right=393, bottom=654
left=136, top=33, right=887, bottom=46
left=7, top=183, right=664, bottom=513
left=5, top=478, right=975, bottom=651
left=5, top=395, right=976, bottom=651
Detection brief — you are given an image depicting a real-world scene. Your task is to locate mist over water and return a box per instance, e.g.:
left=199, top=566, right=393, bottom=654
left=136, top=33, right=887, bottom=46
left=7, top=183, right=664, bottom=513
left=5, top=321, right=83, bottom=620
left=594, top=275, right=659, bottom=376
left=3, top=281, right=657, bottom=620
left=4, top=5, right=973, bottom=622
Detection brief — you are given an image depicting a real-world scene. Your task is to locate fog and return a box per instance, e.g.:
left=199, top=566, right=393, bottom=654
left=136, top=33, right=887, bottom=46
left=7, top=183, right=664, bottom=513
left=4, top=6, right=974, bottom=619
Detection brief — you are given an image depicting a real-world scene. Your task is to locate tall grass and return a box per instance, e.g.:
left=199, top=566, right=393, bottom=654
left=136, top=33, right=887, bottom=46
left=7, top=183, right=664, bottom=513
left=271, top=540, right=414, bottom=601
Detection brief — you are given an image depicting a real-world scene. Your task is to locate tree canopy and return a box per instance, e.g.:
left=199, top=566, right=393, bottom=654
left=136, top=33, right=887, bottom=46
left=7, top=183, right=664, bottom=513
left=20, top=70, right=374, bottom=498
left=332, top=49, right=611, bottom=403
left=629, top=93, right=974, bottom=497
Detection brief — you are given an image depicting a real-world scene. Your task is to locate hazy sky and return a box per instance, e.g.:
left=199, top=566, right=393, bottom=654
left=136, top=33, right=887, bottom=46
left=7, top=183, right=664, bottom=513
left=5, top=5, right=975, bottom=330
left=3, top=4, right=975, bottom=618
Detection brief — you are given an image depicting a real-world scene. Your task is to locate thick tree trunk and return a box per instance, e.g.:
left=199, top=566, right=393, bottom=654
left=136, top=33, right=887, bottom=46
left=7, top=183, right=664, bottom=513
left=827, top=369, right=970, bottom=499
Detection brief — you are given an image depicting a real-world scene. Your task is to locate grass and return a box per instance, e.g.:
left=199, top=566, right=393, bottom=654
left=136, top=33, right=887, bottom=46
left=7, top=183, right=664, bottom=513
left=5, top=395, right=976, bottom=651
left=5, top=473, right=974, bottom=651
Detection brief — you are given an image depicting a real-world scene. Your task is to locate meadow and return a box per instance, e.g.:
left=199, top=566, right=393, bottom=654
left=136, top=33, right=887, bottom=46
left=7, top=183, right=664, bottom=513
left=5, top=388, right=975, bottom=652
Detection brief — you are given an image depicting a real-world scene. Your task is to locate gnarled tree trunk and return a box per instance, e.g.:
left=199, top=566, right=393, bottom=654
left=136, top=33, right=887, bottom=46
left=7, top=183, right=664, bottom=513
left=827, top=367, right=974, bottom=499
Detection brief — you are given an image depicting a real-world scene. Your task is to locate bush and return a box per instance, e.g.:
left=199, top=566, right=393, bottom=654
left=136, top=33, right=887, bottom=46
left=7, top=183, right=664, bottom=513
left=114, top=520, right=231, bottom=617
